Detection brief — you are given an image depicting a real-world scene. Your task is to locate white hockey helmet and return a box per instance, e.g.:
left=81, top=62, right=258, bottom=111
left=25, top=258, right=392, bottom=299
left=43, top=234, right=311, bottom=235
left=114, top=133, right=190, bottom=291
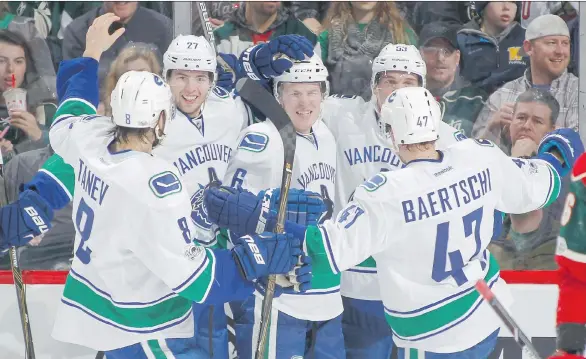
left=163, top=35, right=217, bottom=84
left=379, top=87, right=440, bottom=150
left=371, top=44, right=427, bottom=90
left=273, top=54, right=329, bottom=102
left=110, top=71, right=174, bottom=138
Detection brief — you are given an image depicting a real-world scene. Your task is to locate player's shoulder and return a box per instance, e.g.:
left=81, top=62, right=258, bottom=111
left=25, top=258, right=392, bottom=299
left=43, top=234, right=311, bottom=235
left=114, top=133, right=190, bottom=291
left=354, top=169, right=411, bottom=203
left=437, top=121, right=468, bottom=147
left=115, top=155, right=187, bottom=207
left=234, top=121, right=278, bottom=155
left=207, top=86, right=233, bottom=102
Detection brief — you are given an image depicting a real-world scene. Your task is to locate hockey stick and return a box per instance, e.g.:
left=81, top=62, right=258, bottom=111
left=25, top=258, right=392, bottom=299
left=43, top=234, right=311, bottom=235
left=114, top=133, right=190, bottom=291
left=235, top=78, right=297, bottom=359
left=194, top=2, right=234, bottom=83
left=475, top=280, right=543, bottom=359
left=0, top=149, right=36, bottom=359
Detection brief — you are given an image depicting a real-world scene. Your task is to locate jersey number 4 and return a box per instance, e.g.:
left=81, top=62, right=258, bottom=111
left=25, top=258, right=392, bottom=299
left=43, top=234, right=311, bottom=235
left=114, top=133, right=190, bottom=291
left=431, top=206, right=484, bottom=286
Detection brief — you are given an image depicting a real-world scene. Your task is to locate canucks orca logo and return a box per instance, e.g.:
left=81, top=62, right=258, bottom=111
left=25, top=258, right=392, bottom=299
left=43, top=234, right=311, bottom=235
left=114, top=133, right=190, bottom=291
left=238, top=132, right=269, bottom=152
left=360, top=173, right=387, bottom=192
left=454, top=130, right=467, bottom=142
left=212, top=86, right=230, bottom=98
left=190, top=184, right=213, bottom=230
left=149, top=171, right=182, bottom=198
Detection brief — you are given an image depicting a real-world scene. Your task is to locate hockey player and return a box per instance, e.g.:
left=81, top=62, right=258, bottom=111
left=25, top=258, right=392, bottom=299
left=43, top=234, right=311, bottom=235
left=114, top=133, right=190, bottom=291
left=222, top=54, right=343, bottom=359
left=205, top=87, right=585, bottom=358
left=242, top=42, right=465, bottom=357
left=0, top=28, right=317, bottom=358
left=42, top=13, right=311, bottom=358
left=547, top=152, right=586, bottom=359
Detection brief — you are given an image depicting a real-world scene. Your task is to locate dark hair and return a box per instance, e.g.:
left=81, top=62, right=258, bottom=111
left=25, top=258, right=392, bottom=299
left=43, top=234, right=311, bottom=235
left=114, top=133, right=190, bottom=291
left=107, top=126, right=153, bottom=145
left=513, top=88, right=560, bottom=125
left=0, top=29, right=37, bottom=85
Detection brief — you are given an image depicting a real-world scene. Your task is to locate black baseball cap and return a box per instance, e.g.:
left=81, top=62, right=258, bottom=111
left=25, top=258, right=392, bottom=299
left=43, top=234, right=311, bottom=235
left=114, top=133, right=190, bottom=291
left=418, top=22, right=460, bottom=50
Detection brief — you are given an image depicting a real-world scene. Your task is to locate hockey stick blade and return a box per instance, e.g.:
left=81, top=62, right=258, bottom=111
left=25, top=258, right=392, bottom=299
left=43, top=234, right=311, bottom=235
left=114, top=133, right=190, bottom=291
left=475, top=280, right=542, bottom=359
left=235, top=77, right=297, bottom=359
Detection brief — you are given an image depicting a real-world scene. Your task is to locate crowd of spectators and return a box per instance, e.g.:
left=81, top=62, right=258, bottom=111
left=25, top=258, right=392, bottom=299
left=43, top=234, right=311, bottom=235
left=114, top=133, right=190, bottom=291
left=0, top=1, right=582, bottom=275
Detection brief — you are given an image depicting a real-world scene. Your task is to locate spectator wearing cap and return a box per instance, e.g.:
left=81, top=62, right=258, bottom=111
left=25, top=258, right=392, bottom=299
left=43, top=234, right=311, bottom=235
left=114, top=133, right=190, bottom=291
left=420, top=22, right=489, bottom=137
left=473, top=14, right=577, bottom=154
left=62, top=2, right=172, bottom=87
left=457, top=1, right=526, bottom=94
left=419, top=22, right=468, bottom=97
left=489, top=88, right=571, bottom=269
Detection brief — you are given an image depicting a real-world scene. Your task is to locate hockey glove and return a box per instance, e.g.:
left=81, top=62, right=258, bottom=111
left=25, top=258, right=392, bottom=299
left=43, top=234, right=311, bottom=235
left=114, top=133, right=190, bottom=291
left=204, top=185, right=326, bottom=236
left=0, top=189, right=53, bottom=253
left=231, top=232, right=302, bottom=281
left=538, top=128, right=585, bottom=176
left=256, top=254, right=313, bottom=297
left=216, top=53, right=239, bottom=92
left=240, top=34, right=314, bottom=81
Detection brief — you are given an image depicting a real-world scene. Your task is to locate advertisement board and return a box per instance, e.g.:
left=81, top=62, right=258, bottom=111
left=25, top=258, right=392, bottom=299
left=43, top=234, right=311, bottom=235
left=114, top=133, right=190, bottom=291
left=0, top=271, right=559, bottom=359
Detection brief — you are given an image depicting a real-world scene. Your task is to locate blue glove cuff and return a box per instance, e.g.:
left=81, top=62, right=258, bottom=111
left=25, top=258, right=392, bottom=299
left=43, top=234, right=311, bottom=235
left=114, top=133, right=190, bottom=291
left=240, top=44, right=268, bottom=81
left=536, top=152, right=566, bottom=177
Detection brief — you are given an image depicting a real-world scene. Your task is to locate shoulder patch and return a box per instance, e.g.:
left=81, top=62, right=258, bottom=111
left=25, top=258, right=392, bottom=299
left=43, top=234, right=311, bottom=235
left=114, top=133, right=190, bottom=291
left=238, top=132, right=269, bottom=152
left=329, top=94, right=357, bottom=99
left=149, top=171, right=182, bottom=198
left=473, top=138, right=494, bottom=147
left=454, top=130, right=467, bottom=142
left=212, top=86, right=230, bottom=98
left=360, top=173, right=387, bottom=192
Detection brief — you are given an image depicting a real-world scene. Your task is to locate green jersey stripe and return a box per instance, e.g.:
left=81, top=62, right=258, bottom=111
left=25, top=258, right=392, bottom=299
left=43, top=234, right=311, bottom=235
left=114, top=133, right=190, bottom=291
left=62, top=273, right=192, bottom=329
left=305, top=226, right=341, bottom=289
left=147, top=340, right=169, bottom=359
left=542, top=163, right=561, bottom=208
left=176, top=249, right=215, bottom=303
left=385, top=254, right=500, bottom=339
left=54, top=97, right=97, bottom=120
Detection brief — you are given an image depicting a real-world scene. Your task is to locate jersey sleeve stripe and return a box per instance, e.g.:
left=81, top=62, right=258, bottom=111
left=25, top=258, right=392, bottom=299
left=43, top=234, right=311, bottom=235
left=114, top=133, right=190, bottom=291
left=541, top=163, right=562, bottom=208
left=53, top=97, right=97, bottom=125
left=62, top=271, right=192, bottom=330
left=303, top=225, right=340, bottom=275
left=174, top=249, right=216, bottom=303
left=38, top=168, right=73, bottom=200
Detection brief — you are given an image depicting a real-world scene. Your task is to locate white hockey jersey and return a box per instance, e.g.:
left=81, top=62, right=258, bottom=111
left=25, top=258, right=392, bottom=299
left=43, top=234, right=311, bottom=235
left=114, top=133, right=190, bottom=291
left=305, top=138, right=561, bottom=352
left=224, top=119, right=341, bottom=321
left=49, top=98, right=221, bottom=351
left=153, top=87, right=251, bottom=245
left=322, top=95, right=466, bottom=300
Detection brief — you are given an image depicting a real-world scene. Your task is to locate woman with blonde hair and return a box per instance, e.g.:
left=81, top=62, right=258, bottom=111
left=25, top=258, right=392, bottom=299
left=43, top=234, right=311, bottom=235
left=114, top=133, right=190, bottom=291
left=319, top=2, right=417, bottom=100
left=99, top=42, right=162, bottom=115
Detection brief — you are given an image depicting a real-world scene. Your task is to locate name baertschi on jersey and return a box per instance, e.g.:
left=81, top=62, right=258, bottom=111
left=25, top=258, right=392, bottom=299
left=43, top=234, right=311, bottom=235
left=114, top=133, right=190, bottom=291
left=343, top=145, right=402, bottom=169
left=297, top=162, right=336, bottom=189
left=173, top=143, right=233, bottom=176
left=78, top=158, right=110, bottom=206
left=402, top=168, right=492, bottom=223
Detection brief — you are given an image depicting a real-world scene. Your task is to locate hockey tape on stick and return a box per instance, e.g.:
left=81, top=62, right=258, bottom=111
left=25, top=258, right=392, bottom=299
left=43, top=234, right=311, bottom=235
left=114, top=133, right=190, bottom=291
left=475, top=280, right=542, bottom=359
left=236, top=78, right=297, bottom=359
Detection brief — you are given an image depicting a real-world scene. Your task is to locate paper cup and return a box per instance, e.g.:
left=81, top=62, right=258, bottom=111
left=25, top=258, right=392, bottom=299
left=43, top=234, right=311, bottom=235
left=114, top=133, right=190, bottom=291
left=3, top=88, right=27, bottom=111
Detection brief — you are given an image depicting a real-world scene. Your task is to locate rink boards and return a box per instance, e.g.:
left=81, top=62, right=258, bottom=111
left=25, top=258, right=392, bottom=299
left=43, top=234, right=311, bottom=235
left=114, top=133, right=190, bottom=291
left=0, top=270, right=558, bottom=359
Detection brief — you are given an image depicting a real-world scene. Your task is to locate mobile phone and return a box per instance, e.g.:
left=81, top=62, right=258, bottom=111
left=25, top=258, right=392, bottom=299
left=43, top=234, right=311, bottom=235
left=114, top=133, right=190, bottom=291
left=108, top=21, right=124, bottom=35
